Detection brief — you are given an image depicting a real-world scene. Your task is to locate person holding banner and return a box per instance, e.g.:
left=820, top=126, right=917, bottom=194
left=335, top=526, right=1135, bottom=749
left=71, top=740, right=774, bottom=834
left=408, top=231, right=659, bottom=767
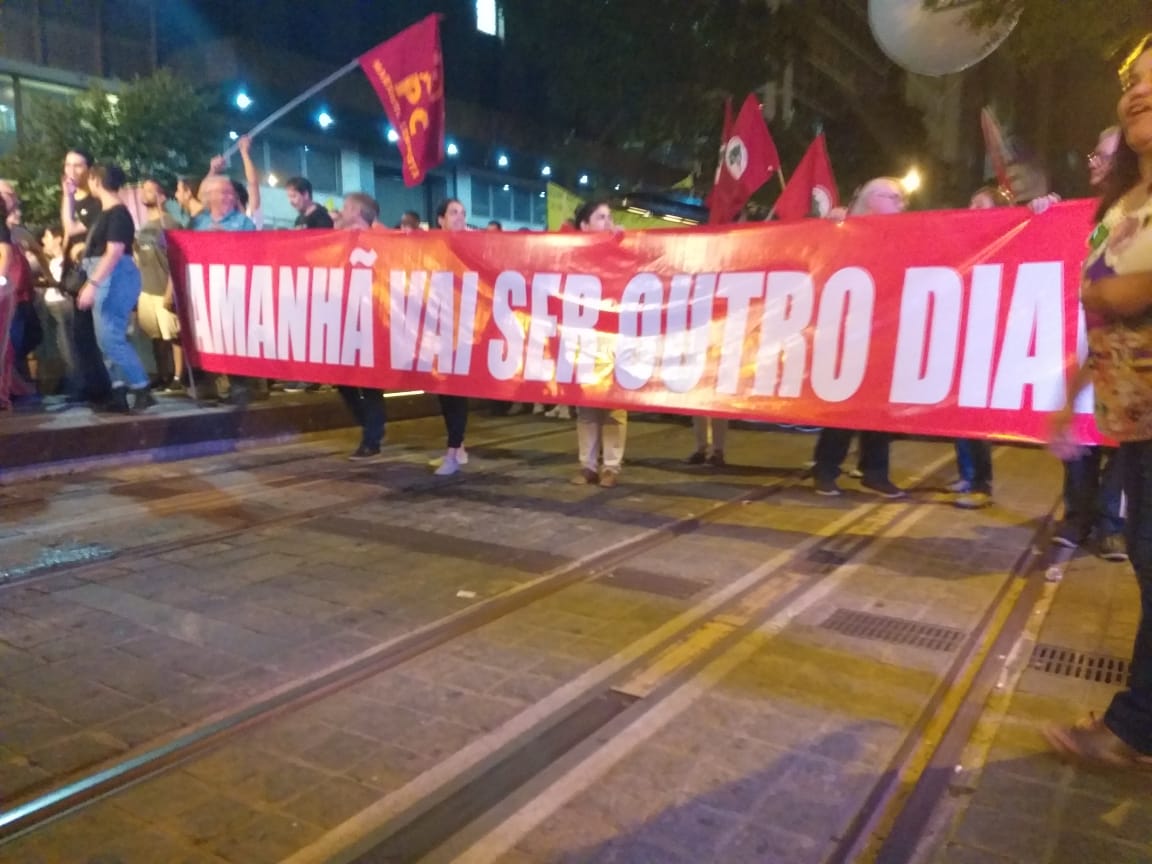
left=431, top=198, right=470, bottom=476
left=333, top=193, right=388, bottom=461
left=1047, top=34, right=1152, bottom=770
left=571, top=199, right=628, bottom=488
left=812, top=177, right=907, bottom=499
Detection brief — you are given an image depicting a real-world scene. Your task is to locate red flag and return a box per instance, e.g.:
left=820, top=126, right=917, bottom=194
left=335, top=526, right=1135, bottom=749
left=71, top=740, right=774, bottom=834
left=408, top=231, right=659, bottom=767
left=980, top=107, right=1015, bottom=203
left=773, top=134, right=839, bottom=221
left=707, top=94, right=780, bottom=224
left=359, top=15, right=445, bottom=187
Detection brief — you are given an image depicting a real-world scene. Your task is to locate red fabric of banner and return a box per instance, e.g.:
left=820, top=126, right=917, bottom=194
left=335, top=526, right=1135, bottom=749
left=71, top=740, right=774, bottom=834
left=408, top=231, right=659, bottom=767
left=167, top=201, right=1104, bottom=446
left=358, top=15, right=445, bottom=186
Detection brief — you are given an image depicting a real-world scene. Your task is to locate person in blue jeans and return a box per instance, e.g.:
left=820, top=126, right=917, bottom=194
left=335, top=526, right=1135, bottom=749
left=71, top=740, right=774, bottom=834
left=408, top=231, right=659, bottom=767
left=950, top=439, right=993, bottom=509
left=75, top=163, right=152, bottom=414
left=1047, top=35, right=1152, bottom=770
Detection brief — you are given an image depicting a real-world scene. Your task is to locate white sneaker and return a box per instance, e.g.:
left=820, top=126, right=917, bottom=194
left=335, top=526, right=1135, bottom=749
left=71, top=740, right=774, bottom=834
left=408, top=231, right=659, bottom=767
left=848, top=468, right=864, bottom=479
left=947, top=479, right=972, bottom=493
left=434, top=453, right=460, bottom=476
left=428, top=446, right=468, bottom=468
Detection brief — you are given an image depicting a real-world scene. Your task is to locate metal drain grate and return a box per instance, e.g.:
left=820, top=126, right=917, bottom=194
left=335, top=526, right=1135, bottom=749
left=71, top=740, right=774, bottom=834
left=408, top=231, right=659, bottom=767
left=819, top=608, right=966, bottom=653
left=1029, top=644, right=1131, bottom=685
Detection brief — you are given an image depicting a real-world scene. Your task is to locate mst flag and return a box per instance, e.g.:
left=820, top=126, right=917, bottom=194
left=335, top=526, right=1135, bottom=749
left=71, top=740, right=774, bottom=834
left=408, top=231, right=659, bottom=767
left=774, top=133, right=839, bottom=221
left=707, top=94, right=780, bottom=224
left=359, top=15, right=445, bottom=186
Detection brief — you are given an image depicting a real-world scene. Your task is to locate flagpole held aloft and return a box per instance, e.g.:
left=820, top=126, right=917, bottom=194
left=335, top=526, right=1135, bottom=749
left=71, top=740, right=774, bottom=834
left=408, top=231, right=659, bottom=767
left=221, top=58, right=362, bottom=161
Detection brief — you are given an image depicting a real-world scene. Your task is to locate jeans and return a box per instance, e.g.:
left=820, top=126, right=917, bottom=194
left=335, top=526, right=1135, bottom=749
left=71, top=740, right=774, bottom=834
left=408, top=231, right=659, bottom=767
left=1062, top=447, right=1124, bottom=539
left=338, top=386, right=385, bottom=449
left=578, top=407, right=628, bottom=473
left=439, top=395, right=469, bottom=448
left=814, top=428, right=890, bottom=483
left=954, top=440, right=993, bottom=493
left=86, top=257, right=147, bottom=390
left=1104, top=439, right=1152, bottom=755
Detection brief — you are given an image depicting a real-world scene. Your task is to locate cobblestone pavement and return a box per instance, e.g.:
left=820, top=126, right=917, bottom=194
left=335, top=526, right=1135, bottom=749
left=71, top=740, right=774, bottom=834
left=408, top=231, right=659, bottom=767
left=1, top=415, right=1141, bottom=864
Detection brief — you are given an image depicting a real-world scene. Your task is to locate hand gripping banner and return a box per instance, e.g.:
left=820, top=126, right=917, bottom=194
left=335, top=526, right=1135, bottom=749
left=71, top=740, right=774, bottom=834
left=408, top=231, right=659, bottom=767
left=166, top=200, right=1103, bottom=445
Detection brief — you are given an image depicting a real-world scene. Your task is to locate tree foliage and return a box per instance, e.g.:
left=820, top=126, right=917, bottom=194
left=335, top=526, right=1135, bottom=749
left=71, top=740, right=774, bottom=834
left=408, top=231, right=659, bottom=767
left=0, top=70, right=222, bottom=226
left=940, top=0, right=1152, bottom=69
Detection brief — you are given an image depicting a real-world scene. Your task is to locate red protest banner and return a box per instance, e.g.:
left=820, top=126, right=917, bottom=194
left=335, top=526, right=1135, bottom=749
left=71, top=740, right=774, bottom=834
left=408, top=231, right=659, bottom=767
left=359, top=15, right=445, bottom=186
left=166, top=201, right=1102, bottom=445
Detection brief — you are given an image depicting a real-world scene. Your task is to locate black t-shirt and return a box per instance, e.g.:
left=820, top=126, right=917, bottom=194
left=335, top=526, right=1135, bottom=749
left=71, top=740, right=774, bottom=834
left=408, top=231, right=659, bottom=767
left=295, top=205, right=334, bottom=229
left=84, top=204, right=135, bottom=258
left=64, top=194, right=103, bottom=262
left=0, top=222, right=11, bottom=246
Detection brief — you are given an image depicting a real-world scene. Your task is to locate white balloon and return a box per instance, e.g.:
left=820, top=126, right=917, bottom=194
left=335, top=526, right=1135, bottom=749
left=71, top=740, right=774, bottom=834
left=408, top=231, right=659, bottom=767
left=868, top=0, right=1019, bottom=77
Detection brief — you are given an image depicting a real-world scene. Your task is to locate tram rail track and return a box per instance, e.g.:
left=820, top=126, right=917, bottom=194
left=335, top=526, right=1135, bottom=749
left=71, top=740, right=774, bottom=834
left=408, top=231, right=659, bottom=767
left=0, top=435, right=953, bottom=848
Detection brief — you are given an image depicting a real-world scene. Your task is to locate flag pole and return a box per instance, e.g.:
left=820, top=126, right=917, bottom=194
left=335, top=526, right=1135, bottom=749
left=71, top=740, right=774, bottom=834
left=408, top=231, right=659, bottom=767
left=221, top=58, right=362, bottom=160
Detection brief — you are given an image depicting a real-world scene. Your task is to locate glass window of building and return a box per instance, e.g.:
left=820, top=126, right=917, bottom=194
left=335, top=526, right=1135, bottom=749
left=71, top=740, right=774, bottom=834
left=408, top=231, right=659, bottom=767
left=470, top=177, right=492, bottom=218
left=303, top=145, right=341, bottom=193
left=42, top=0, right=100, bottom=74
left=492, top=183, right=512, bottom=221
left=19, top=79, right=80, bottom=128
left=0, top=0, right=41, bottom=64
left=267, top=139, right=303, bottom=183
left=0, top=77, right=17, bottom=155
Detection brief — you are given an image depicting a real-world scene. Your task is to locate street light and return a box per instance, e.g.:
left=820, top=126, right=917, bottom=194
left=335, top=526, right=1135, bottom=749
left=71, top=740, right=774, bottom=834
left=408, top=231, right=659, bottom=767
left=447, top=141, right=459, bottom=157
left=234, top=90, right=253, bottom=111
left=316, top=110, right=335, bottom=130
left=228, top=130, right=239, bottom=141
left=902, top=168, right=922, bottom=194
left=386, top=128, right=400, bottom=143
left=497, top=153, right=509, bottom=168
left=268, top=173, right=279, bottom=187
left=578, top=174, right=589, bottom=186
left=541, top=164, right=552, bottom=177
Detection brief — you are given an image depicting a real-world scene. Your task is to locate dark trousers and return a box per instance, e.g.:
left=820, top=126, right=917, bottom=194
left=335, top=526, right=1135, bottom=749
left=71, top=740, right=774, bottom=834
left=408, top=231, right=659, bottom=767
left=439, top=395, right=468, bottom=449
left=338, top=386, right=385, bottom=450
left=72, top=306, right=111, bottom=402
left=814, top=428, right=890, bottom=483
left=1105, top=440, right=1152, bottom=754
left=1062, top=446, right=1124, bottom=539
left=955, top=440, right=993, bottom=493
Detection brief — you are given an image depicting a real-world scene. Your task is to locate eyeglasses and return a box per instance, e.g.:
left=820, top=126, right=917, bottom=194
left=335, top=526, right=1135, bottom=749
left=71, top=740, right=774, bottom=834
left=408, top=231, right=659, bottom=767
left=1087, top=151, right=1113, bottom=167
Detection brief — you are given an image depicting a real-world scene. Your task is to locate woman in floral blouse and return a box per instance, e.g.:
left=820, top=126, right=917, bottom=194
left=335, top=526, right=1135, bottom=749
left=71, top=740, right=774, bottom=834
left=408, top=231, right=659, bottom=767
left=1048, top=33, right=1152, bottom=770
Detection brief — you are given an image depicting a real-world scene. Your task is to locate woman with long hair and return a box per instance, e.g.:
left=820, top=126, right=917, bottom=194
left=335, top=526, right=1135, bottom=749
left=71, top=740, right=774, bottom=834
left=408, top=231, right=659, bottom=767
left=75, top=163, right=152, bottom=413
left=1047, top=34, right=1152, bottom=770
left=570, top=199, right=628, bottom=487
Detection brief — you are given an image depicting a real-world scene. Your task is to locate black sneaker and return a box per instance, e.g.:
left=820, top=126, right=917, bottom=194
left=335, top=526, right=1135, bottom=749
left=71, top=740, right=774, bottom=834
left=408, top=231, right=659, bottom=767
left=814, top=477, right=842, bottom=496
left=1098, top=534, right=1129, bottom=563
left=861, top=478, right=908, bottom=499
left=348, top=446, right=382, bottom=462
left=686, top=449, right=707, bottom=465
left=131, top=387, right=156, bottom=412
left=708, top=450, right=726, bottom=467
